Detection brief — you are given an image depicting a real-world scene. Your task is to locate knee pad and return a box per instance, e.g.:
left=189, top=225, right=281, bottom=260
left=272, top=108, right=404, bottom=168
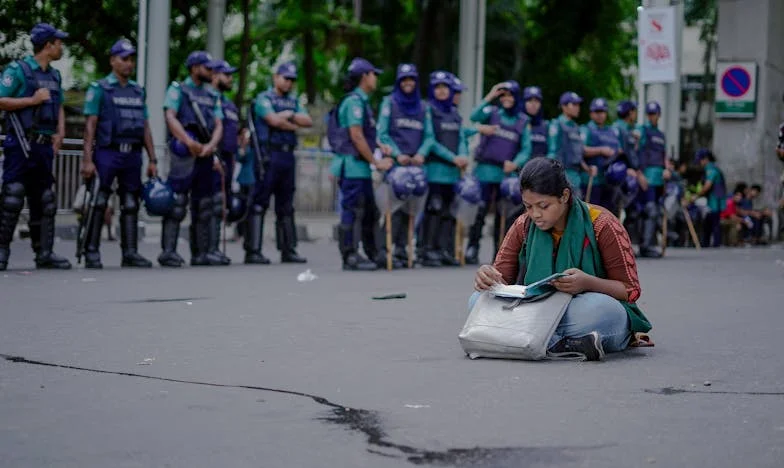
left=212, top=192, right=224, bottom=217
left=169, top=193, right=188, bottom=222
left=41, top=189, right=57, bottom=216
left=1, top=182, right=26, bottom=213
left=197, top=197, right=212, bottom=222
left=643, top=201, right=659, bottom=219
left=93, top=189, right=110, bottom=211
left=250, top=204, right=264, bottom=215
left=120, top=191, right=138, bottom=215
left=426, top=193, right=443, bottom=214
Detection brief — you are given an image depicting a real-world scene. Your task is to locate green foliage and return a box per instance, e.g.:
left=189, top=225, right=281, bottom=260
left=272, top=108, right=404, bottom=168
left=0, top=0, right=644, bottom=121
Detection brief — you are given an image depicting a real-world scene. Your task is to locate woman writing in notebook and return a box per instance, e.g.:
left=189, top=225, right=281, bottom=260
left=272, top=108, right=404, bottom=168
left=471, top=158, right=652, bottom=361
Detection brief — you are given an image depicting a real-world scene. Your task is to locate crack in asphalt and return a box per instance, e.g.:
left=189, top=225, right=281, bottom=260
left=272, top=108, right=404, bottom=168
left=645, top=387, right=784, bottom=396
left=2, top=353, right=602, bottom=467
left=113, top=297, right=212, bottom=304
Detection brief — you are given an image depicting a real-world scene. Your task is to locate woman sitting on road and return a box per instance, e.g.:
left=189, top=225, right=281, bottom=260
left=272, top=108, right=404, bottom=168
left=471, top=157, right=653, bottom=361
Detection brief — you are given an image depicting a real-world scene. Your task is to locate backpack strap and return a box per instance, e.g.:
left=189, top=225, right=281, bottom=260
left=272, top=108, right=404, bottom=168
left=514, top=216, right=534, bottom=285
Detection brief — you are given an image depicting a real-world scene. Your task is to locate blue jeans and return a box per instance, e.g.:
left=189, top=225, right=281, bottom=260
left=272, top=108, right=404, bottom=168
left=468, top=291, right=631, bottom=353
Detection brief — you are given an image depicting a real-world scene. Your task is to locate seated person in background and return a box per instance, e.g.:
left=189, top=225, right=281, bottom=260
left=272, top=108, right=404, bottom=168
left=778, top=179, right=784, bottom=241
left=748, top=184, right=772, bottom=245
left=734, top=182, right=754, bottom=243
left=471, top=158, right=652, bottom=361
left=720, top=189, right=747, bottom=247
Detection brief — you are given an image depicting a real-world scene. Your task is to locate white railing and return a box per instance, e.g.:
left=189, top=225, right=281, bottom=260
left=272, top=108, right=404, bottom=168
left=0, top=136, right=339, bottom=214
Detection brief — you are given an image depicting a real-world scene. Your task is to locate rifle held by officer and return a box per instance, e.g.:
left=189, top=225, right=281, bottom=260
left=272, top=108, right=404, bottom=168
left=247, top=107, right=268, bottom=181
left=8, top=112, right=31, bottom=159
left=75, top=175, right=100, bottom=264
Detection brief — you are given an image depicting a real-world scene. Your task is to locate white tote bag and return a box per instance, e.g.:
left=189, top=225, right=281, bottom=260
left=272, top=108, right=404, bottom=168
left=458, top=290, right=573, bottom=361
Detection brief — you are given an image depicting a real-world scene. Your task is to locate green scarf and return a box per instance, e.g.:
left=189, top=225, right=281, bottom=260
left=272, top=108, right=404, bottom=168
left=518, top=199, right=652, bottom=333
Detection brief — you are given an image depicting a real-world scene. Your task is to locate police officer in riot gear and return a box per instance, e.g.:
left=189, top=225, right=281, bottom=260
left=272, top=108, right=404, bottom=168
left=465, top=80, right=532, bottom=265
left=328, top=58, right=393, bottom=270
left=207, top=59, right=239, bottom=266
left=377, top=63, right=430, bottom=268
left=581, top=97, right=620, bottom=209
left=160, top=51, right=224, bottom=267
left=247, top=62, right=313, bottom=264
left=636, top=101, right=668, bottom=258
left=0, top=23, right=72, bottom=271
left=612, top=100, right=641, bottom=171
left=546, top=92, right=594, bottom=200
left=421, top=71, right=469, bottom=267
left=523, top=86, right=548, bottom=158
left=80, top=39, right=158, bottom=269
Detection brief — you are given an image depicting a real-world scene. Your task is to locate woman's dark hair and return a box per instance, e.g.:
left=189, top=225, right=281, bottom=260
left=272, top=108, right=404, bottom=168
left=343, top=72, right=362, bottom=93
left=518, top=157, right=571, bottom=198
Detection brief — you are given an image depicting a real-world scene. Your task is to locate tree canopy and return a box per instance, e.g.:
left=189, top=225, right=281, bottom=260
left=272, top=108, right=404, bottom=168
left=1, top=0, right=654, bottom=119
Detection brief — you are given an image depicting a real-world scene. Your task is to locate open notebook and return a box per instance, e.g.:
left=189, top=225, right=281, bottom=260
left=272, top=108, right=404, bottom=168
left=489, top=272, right=568, bottom=298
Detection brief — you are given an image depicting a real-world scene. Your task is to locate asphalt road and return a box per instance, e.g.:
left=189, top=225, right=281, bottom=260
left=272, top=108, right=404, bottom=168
left=1, top=236, right=783, bottom=467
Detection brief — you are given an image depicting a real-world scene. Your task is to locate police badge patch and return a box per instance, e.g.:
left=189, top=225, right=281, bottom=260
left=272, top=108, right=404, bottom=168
left=85, top=88, right=95, bottom=102
left=2, top=73, right=13, bottom=88
left=353, top=107, right=362, bottom=119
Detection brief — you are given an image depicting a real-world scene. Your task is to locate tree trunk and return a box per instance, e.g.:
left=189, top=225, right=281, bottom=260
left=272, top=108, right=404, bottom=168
left=235, top=0, right=252, bottom=111
left=303, top=30, right=317, bottom=102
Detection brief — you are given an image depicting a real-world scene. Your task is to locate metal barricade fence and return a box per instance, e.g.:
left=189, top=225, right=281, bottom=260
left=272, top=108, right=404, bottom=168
left=0, top=136, right=339, bottom=215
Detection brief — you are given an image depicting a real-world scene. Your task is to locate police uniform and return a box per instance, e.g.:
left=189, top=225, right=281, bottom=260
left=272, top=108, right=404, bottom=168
left=421, top=71, right=466, bottom=267
left=581, top=98, right=620, bottom=209
left=465, top=80, right=532, bottom=265
left=159, top=51, right=225, bottom=267
left=547, top=92, right=587, bottom=198
left=696, top=151, right=727, bottom=248
left=81, top=39, right=154, bottom=269
left=328, top=58, right=383, bottom=271
left=0, top=23, right=71, bottom=271
left=612, top=101, right=640, bottom=171
left=246, top=62, right=309, bottom=264
left=205, top=59, right=239, bottom=266
left=636, top=101, right=667, bottom=258
left=610, top=101, right=641, bottom=215
left=499, top=85, right=549, bottom=235
left=523, top=86, right=548, bottom=158
left=377, top=63, right=431, bottom=267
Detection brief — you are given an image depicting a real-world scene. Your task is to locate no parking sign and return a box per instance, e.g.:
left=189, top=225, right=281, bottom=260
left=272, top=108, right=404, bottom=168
left=715, top=61, right=758, bottom=118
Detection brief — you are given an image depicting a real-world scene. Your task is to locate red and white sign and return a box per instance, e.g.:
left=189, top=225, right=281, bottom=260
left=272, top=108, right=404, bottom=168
left=638, top=6, right=677, bottom=84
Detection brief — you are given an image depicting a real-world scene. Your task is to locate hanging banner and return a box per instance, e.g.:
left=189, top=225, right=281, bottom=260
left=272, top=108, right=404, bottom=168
left=638, top=6, right=678, bottom=84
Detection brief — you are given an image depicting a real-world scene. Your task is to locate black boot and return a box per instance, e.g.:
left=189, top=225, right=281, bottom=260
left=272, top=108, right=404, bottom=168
left=391, top=211, right=411, bottom=267
left=244, top=205, right=270, bottom=264
left=420, top=212, right=442, bottom=267
left=191, top=197, right=223, bottom=266
left=639, top=202, right=662, bottom=259
left=0, top=183, right=25, bottom=271
left=464, top=205, right=487, bottom=265
left=339, top=224, right=376, bottom=271
left=35, top=189, right=71, bottom=270
left=0, top=182, right=25, bottom=271
left=369, top=221, right=403, bottom=269
left=158, top=192, right=187, bottom=267
left=83, top=189, right=109, bottom=269
left=209, top=192, right=231, bottom=265
left=119, top=193, right=152, bottom=268
left=279, top=215, right=307, bottom=263
left=439, top=217, right=461, bottom=266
